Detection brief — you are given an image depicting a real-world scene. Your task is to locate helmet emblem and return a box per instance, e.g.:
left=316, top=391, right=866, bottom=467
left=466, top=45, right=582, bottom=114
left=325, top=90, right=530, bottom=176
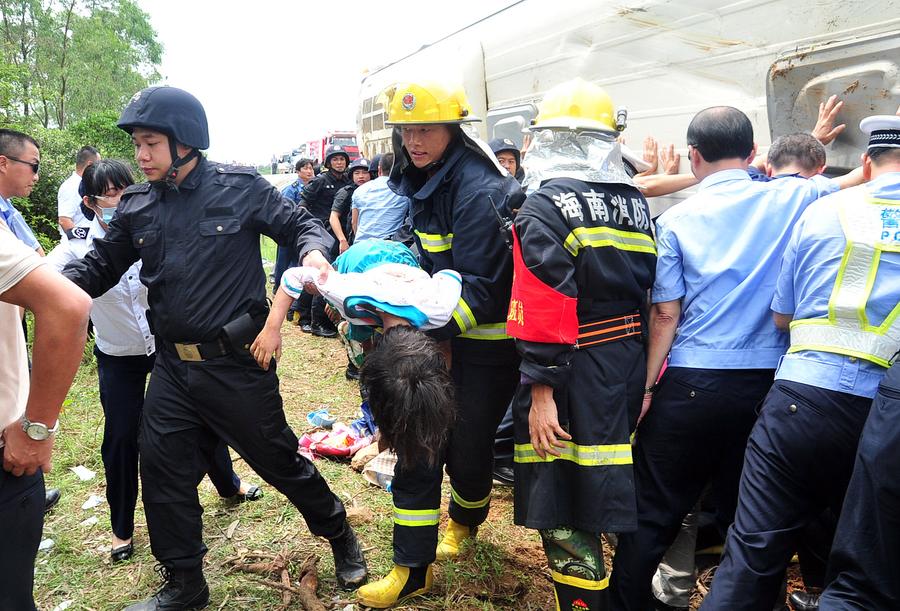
left=401, top=92, right=416, bottom=111
left=130, top=90, right=142, bottom=103
left=504, top=139, right=514, bottom=145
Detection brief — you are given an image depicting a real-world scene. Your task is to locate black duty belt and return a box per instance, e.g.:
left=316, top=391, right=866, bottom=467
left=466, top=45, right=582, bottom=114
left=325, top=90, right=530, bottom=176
left=575, top=312, right=642, bottom=350
left=163, top=338, right=231, bottom=362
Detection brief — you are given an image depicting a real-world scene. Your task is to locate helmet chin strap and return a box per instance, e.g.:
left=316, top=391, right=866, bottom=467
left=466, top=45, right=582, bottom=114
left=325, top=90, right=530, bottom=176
left=163, top=139, right=200, bottom=190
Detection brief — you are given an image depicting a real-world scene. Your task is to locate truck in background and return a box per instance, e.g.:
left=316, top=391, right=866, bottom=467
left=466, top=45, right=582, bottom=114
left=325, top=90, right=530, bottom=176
left=303, top=131, right=360, bottom=166
left=356, top=0, right=899, bottom=215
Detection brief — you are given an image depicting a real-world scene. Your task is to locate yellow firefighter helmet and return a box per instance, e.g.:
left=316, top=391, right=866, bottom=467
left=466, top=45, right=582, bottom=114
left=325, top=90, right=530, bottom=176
left=532, top=78, right=621, bottom=133
left=385, top=80, right=480, bottom=125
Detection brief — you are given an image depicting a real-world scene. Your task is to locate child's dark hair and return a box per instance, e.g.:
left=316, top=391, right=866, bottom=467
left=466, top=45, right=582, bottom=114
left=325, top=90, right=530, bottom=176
left=360, top=325, right=455, bottom=467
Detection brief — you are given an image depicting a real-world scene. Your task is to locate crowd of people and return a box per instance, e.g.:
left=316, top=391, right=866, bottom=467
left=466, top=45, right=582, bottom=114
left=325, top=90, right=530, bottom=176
left=0, top=73, right=898, bottom=611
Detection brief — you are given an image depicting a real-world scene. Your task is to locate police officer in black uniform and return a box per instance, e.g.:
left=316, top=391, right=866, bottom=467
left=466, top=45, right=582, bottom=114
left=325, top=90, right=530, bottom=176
left=62, top=86, right=367, bottom=610
left=300, top=144, right=352, bottom=337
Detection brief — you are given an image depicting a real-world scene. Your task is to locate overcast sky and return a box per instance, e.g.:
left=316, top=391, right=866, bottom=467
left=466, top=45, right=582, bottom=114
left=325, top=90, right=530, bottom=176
left=135, top=0, right=515, bottom=164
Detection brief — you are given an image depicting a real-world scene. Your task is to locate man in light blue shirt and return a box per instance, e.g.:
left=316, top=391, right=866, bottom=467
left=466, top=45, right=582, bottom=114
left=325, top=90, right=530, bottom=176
left=352, top=153, right=409, bottom=242
left=610, top=106, right=842, bottom=610
left=0, top=196, right=41, bottom=253
left=704, top=115, right=900, bottom=610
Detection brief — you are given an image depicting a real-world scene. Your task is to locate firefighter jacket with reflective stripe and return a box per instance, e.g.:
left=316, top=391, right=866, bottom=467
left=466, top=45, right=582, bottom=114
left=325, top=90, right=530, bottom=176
left=789, top=189, right=900, bottom=368
left=509, top=177, right=656, bottom=388
left=390, top=137, right=526, bottom=342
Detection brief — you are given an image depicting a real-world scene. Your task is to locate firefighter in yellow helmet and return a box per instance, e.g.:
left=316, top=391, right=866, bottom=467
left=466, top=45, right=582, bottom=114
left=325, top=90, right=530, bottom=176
left=506, top=78, right=655, bottom=611
left=355, top=80, right=525, bottom=608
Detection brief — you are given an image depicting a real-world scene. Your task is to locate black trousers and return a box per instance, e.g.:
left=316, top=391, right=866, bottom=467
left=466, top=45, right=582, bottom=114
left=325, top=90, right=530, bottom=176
left=610, top=367, right=775, bottom=611
left=0, top=454, right=43, bottom=611
left=819, top=363, right=900, bottom=610
left=139, top=348, right=346, bottom=570
left=493, top=402, right=514, bottom=468
left=700, top=381, right=872, bottom=611
left=391, top=339, right=519, bottom=566
left=96, top=348, right=241, bottom=540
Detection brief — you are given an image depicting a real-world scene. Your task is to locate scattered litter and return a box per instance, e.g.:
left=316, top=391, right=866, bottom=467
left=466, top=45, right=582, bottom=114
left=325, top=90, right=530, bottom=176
left=80, top=516, right=99, bottom=527
left=299, top=422, right=373, bottom=459
left=225, top=519, right=239, bottom=539
left=350, top=442, right=380, bottom=472
left=362, top=449, right=397, bottom=492
left=51, top=601, right=73, bottom=611
left=82, top=494, right=105, bottom=509
left=69, top=465, right=96, bottom=481
left=349, top=401, right=377, bottom=438
left=39, top=538, right=54, bottom=551
left=306, top=407, right=336, bottom=429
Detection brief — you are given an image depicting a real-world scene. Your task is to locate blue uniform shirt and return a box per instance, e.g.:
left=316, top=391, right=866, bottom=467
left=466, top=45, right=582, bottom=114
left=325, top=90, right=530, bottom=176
left=0, top=196, right=39, bottom=250
left=653, top=169, right=838, bottom=369
left=281, top=179, right=304, bottom=205
left=772, top=172, right=900, bottom=398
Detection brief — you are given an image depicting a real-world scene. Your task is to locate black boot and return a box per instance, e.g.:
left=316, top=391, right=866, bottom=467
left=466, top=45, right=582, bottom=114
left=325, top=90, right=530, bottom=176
left=122, top=565, right=209, bottom=610
left=329, top=522, right=368, bottom=590
left=788, top=590, right=820, bottom=611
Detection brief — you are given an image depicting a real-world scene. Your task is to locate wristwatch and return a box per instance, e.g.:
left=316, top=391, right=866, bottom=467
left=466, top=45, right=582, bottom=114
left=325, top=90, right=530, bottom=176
left=21, top=416, right=60, bottom=441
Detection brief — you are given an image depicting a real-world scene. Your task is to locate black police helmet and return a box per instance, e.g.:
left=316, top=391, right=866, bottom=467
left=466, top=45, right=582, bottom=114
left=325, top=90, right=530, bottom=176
left=118, top=86, right=210, bottom=150
left=324, top=144, right=350, bottom=169
left=488, top=137, right=521, bottom=164
left=348, top=158, right=370, bottom=174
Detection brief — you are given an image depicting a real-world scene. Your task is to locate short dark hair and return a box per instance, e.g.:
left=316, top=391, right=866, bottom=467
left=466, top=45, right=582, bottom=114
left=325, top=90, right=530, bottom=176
left=75, top=145, right=100, bottom=170
left=295, top=158, right=314, bottom=172
left=80, top=159, right=134, bottom=197
left=379, top=153, right=394, bottom=175
left=768, top=133, right=826, bottom=174
left=869, top=146, right=900, bottom=166
left=360, top=325, right=455, bottom=467
left=0, top=128, right=39, bottom=157
left=686, top=106, right=754, bottom=162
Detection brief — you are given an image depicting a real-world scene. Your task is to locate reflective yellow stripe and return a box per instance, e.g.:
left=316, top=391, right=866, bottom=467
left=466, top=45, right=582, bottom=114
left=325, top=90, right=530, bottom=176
left=451, top=297, right=477, bottom=333
left=550, top=569, right=610, bottom=591
left=415, top=230, right=453, bottom=253
left=393, top=506, right=440, bottom=527
left=460, top=322, right=510, bottom=340
left=450, top=485, right=490, bottom=510
left=514, top=441, right=632, bottom=466
left=563, top=226, right=656, bottom=257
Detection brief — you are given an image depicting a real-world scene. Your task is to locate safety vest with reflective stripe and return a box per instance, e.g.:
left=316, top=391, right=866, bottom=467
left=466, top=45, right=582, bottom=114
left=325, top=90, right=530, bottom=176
left=514, top=441, right=632, bottom=466
left=789, top=191, right=900, bottom=368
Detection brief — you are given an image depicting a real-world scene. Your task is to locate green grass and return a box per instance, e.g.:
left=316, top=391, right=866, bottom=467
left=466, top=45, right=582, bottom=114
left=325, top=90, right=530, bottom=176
left=260, top=235, right=278, bottom=267
left=36, top=306, right=554, bottom=610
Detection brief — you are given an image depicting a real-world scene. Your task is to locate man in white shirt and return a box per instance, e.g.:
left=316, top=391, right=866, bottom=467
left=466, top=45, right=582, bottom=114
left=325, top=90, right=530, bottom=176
left=57, top=145, right=99, bottom=243
left=0, top=216, right=91, bottom=610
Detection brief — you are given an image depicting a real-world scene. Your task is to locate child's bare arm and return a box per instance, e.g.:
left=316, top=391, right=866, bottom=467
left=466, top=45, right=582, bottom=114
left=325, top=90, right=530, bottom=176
left=250, top=287, right=293, bottom=370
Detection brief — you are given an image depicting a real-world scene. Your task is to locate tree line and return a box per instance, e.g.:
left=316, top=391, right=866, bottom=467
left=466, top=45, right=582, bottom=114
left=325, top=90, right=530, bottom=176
left=1, top=0, right=161, bottom=247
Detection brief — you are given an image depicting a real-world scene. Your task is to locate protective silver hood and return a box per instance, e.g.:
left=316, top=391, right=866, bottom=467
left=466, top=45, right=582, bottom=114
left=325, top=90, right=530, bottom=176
left=522, top=129, right=635, bottom=191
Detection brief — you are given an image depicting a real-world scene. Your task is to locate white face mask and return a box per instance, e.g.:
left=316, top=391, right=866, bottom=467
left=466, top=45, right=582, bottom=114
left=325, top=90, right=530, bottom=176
left=100, top=206, right=117, bottom=223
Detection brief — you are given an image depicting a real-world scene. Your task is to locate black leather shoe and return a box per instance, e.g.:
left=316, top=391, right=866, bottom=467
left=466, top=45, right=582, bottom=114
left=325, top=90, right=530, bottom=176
left=44, top=488, right=61, bottom=514
left=123, top=565, right=209, bottom=610
left=311, top=325, right=337, bottom=338
left=492, top=466, right=514, bottom=487
left=111, top=542, right=134, bottom=563
left=789, top=590, right=820, bottom=611
left=345, top=363, right=360, bottom=381
left=329, top=522, right=368, bottom=590
left=230, top=485, right=263, bottom=503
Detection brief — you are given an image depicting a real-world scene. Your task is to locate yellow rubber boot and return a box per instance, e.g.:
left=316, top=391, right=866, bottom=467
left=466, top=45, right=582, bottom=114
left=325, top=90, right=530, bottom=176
left=435, top=519, right=474, bottom=561
left=356, top=564, right=432, bottom=609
